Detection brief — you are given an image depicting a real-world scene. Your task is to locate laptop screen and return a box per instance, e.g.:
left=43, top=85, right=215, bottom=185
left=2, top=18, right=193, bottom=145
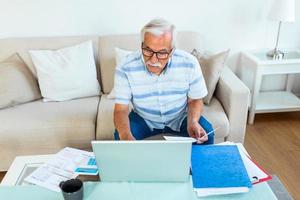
left=91, top=140, right=192, bottom=182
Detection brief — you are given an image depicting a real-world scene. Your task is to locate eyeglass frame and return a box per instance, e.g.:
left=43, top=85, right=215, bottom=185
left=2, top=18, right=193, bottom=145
left=141, top=43, right=174, bottom=60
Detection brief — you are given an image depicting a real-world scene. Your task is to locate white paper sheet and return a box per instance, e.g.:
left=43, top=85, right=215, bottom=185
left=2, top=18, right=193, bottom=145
left=217, top=142, right=270, bottom=183
left=163, top=136, right=197, bottom=142
left=25, top=147, right=96, bottom=192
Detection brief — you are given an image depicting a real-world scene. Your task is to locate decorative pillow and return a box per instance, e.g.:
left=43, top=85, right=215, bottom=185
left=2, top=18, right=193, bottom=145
left=0, top=54, right=41, bottom=109
left=107, top=47, right=133, bottom=99
left=115, top=47, right=133, bottom=67
left=29, top=41, right=100, bottom=102
left=191, top=49, right=230, bottom=105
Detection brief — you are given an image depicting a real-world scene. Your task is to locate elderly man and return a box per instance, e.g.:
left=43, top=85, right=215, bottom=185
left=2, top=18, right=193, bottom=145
left=113, top=18, right=214, bottom=144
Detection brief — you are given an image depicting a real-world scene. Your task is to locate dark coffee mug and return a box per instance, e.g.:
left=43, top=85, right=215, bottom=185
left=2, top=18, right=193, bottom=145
left=59, top=179, right=84, bottom=200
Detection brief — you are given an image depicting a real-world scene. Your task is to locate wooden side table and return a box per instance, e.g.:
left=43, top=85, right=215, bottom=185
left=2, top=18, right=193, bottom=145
left=239, top=51, right=300, bottom=124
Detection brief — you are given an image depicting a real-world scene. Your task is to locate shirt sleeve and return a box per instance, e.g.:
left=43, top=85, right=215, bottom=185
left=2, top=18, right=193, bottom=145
left=114, top=67, right=132, bottom=105
left=188, top=57, right=208, bottom=99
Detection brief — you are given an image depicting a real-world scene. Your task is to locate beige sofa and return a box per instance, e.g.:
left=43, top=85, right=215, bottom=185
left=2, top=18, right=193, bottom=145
left=0, top=32, right=250, bottom=171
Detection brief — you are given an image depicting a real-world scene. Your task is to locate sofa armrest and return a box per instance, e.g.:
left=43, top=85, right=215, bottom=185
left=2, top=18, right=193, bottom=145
left=215, top=67, right=250, bottom=143
left=96, top=95, right=115, bottom=140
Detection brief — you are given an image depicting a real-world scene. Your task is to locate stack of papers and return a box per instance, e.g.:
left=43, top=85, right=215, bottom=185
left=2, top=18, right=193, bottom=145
left=163, top=137, right=272, bottom=197
left=220, top=142, right=272, bottom=185
left=25, top=147, right=98, bottom=192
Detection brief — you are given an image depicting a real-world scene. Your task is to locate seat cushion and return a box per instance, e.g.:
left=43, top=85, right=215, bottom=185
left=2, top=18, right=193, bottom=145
left=0, top=96, right=99, bottom=171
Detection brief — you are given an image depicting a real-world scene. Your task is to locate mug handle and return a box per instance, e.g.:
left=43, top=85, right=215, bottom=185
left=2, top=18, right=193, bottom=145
left=59, top=181, right=65, bottom=189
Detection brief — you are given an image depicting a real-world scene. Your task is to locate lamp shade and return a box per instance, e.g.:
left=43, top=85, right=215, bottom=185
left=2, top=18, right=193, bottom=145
left=268, top=0, right=295, bottom=22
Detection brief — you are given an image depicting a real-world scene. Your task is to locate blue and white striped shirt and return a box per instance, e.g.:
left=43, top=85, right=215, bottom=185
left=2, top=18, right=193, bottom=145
left=114, top=49, right=207, bottom=131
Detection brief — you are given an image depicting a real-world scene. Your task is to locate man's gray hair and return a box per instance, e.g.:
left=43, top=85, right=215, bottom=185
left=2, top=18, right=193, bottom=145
left=141, top=18, right=177, bottom=47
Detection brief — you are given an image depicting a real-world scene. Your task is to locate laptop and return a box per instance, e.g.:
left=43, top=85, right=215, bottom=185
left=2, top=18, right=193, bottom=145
left=91, top=140, right=192, bottom=182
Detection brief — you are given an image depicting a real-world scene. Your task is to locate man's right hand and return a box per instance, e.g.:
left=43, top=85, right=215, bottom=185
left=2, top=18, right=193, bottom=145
left=119, top=132, right=136, bottom=140
left=114, top=103, right=134, bottom=140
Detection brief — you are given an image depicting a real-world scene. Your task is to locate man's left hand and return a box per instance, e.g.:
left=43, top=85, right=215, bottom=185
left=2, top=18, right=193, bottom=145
left=187, top=121, right=208, bottom=144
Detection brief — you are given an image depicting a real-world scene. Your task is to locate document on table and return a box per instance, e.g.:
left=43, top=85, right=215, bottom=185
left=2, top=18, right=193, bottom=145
left=25, top=147, right=96, bottom=192
left=162, top=138, right=271, bottom=197
left=218, top=142, right=272, bottom=184
left=163, top=138, right=270, bottom=184
left=163, top=136, right=197, bottom=142
left=206, top=142, right=271, bottom=193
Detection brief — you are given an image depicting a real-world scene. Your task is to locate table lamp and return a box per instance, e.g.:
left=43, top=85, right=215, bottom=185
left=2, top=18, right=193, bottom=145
left=267, top=0, right=295, bottom=59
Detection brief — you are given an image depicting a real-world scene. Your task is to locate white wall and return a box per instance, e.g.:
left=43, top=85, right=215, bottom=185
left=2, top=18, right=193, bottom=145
left=1, top=0, right=300, bottom=92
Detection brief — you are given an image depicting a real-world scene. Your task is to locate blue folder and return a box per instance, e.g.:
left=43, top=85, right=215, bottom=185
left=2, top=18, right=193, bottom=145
left=191, top=145, right=252, bottom=189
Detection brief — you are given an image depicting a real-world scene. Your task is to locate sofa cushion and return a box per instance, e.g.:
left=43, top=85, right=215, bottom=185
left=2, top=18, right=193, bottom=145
left=115, top=47, right=134, bottom=66
left=107, top=47, right=134, bottom=99
left=0, top=96, right=99, bottom=171
left=0, top=54, right=41, bottom=109
left=29, top=41, right=101, bottom=102
left=191, top=49, right=229, bottom=105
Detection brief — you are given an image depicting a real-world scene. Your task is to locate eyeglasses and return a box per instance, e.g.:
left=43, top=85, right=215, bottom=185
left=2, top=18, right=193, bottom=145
left=141, top=44, right=173, bottom=60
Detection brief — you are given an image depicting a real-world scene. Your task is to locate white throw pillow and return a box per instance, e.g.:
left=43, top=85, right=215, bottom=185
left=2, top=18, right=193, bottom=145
left=29, top=41, right=100, bottom=102
left=107, top=47, right=133, bottom=99
left=115, top=47, right=133, bottom=66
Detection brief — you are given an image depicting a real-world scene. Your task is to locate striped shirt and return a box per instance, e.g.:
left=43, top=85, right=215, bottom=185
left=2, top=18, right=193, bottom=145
left=114, top=49, right=207, bottom=131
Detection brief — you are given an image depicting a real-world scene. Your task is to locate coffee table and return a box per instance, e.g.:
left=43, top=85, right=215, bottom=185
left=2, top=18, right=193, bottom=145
left=1, top=155, right=53, bottom=186
left=1, top=154, right=278, bottom=200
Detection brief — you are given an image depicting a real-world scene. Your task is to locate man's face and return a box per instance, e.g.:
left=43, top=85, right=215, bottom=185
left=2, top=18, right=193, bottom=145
left=142, top=32, right=173, bottom=75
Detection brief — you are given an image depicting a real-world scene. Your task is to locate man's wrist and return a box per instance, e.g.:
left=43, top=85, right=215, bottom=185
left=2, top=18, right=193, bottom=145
left=188, top=118, right=199, bottom=125
left=119, top=132, right=133, bottom=140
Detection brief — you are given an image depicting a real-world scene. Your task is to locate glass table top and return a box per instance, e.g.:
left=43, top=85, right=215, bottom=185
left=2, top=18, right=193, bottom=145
left=15, top=163, right=99, bottom=186
left=15, top=163, right=41, bottom=186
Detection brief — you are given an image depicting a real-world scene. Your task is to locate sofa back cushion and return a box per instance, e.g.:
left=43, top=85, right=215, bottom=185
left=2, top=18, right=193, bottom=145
left=191, top=49, right=230, bottom=105
left=0, top=54, right=41, bottom=109
left=29, top=41, right=101, bottom=102
left=0, top=36, right=101, bottom=84
left=98, top=32, right=205, bottom=93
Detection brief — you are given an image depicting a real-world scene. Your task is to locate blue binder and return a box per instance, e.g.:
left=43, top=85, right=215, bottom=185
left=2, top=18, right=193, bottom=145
left=191, top=145, right=252, bottom=189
